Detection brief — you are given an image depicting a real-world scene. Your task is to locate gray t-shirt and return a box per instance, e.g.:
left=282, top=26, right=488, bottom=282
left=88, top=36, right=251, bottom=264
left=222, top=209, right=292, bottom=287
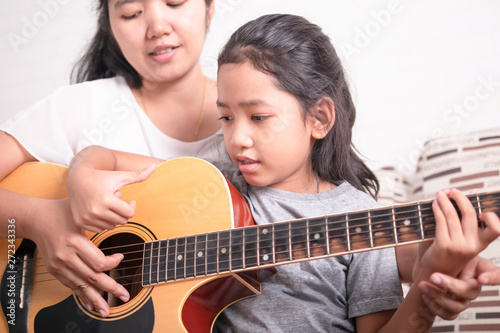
left=213, top=166, right=403, bottom=333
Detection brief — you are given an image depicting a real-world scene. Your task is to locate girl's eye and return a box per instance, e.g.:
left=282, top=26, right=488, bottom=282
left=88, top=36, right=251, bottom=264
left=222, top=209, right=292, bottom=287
left=218, top=116, right=232, bottom=122
left=167, top=1, right=186, bottom=8
left=252, top=115, right=269, bottom=122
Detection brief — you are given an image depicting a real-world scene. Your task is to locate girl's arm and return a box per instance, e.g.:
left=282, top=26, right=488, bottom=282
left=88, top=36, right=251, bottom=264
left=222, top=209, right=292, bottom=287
left=0, top=132, right=128, bottom=317
left=356, top=189, right=500, bottom=333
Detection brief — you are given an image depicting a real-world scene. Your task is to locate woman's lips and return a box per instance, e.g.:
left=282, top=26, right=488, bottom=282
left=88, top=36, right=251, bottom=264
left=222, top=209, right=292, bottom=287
left=149, top=45, right=178, bottom=63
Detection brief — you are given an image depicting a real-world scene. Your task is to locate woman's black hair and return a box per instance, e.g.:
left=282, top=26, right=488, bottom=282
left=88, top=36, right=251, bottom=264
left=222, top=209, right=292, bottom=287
left=218, top=14, right=379, bottom=197
left=71, top=0, right=213, bottom=89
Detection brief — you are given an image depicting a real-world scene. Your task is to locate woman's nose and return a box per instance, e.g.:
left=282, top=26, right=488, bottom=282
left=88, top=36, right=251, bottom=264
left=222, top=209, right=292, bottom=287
left=146, top=7, right=173, bottom=39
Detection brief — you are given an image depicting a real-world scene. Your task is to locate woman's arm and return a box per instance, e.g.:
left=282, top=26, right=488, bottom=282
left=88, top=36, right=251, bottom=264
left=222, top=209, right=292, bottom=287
left=0, top=132, right=129, bottom=317
left=67, top=145, right=160, bottom=232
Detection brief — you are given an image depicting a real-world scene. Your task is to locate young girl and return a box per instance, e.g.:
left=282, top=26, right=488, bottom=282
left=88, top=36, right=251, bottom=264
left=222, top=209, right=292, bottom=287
left=67, top=14, right=500, bottom=331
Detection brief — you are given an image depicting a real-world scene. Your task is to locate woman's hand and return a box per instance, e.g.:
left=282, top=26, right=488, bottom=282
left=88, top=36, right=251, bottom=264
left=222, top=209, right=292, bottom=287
left=67, top=161, right=155, bottom=232
left=27, top=198, right=130, bottom=317
left=419, top=256, right=500, bottom=320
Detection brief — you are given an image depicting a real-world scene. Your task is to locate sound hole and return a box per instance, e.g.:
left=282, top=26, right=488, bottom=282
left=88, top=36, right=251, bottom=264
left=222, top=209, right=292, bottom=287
left=99, top=233, right=145, bottom=306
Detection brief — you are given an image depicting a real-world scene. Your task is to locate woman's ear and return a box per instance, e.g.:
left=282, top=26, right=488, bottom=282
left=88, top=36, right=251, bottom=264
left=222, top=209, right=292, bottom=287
left=309, top=97, right=335, bottom=139
left=206, top=1, right=216, bottom=28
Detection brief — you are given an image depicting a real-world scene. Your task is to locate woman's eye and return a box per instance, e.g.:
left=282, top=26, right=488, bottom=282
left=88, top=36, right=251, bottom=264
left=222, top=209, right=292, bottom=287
left=167, top=1, right=186, bottom=8
left=252, top=115, right=268, bottom=122
left=218, top=116, right=232, bottom=122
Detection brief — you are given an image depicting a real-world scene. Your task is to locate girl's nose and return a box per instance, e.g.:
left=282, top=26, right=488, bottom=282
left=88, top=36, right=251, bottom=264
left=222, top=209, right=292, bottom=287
left=230, top=121, right=253, bottom=149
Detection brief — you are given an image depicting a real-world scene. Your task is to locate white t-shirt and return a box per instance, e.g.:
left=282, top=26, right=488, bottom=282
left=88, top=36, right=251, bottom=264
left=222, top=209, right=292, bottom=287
left=1, top=76, right=225, bottom=166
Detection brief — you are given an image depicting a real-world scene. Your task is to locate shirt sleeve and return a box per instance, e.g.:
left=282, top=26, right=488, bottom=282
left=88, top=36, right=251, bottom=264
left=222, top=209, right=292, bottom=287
left=346, top=247, right=404, bottom=318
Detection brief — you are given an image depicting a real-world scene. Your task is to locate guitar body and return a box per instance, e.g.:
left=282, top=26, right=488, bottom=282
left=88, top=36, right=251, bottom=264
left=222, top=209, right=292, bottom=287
left=0, top=158, right=259, bottom=332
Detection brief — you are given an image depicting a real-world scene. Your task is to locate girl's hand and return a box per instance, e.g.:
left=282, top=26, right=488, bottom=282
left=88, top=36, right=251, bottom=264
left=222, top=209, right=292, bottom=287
left=67, top=163, right=155, bottom=232
left=28, top=199, right=130, bottom=317
left=419, top=189, right=500, bottom=278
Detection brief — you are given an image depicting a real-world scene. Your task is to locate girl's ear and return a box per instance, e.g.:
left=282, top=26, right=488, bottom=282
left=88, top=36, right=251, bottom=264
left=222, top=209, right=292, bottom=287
left=309, top=97, right=335, bottom=139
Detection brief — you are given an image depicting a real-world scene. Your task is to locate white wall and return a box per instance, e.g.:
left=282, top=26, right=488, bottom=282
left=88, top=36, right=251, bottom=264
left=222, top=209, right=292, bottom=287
left=1, top=0, right=499, bottom=173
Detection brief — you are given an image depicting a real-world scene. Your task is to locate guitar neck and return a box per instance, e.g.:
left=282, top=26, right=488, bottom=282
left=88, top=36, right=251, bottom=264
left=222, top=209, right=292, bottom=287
left=142, top=191, right=500, bottom=286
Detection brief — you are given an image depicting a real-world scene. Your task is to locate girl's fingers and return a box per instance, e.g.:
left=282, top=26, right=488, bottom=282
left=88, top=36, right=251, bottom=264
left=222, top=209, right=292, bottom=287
left=449, top=189, right=479, bottom=242
left=478, top=212, right=500, bottom=248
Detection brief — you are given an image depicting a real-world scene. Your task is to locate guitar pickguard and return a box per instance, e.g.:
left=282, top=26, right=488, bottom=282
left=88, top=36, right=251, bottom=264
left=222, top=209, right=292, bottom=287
left=34, top=295, right=155, bottom=332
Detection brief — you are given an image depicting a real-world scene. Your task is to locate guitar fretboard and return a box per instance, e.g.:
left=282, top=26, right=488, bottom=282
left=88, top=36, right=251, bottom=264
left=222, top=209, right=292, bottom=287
left=142, top=191, right=500, bottom=286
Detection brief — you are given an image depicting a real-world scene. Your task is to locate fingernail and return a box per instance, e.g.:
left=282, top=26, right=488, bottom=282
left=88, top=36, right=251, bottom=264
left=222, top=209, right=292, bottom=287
left=120, top=295, right=129, bottom=303
left=420, top=284, right=428, bottom=294
left=86, top=303, right=93, bottom=312
left=437, top=190, right=445, bottom=197
left=99, top=309, right=107, bottom=318
left=431, top=274, right=442, bottom=286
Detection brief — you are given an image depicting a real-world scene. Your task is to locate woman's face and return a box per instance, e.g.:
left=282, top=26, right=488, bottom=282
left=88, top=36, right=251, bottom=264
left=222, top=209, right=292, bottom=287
left=108, top=0, right=214, bottom=86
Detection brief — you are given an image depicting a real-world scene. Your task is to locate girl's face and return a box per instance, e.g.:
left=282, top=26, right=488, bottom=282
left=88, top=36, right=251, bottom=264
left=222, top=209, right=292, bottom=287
left=108, top=0, right=214, bottom=86
left=217, top=62, right=318, bottom=193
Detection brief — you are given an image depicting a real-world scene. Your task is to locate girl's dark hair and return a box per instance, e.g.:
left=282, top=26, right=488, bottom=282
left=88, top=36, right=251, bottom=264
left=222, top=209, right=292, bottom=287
left=218, top=14, right=379, bottom=197
left=71, top=0, right=213, bottom=89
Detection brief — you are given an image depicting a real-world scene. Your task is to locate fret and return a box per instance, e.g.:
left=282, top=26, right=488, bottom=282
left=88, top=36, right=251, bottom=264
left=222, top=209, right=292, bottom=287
left=195, top=234, right=207, bottom=277
left=418, top=203, right=424, bottom=240
left=420, top=202, right=435, bottom=239
left=370, top=207, right=394, bottom=247
left=166, top=238, right=176, bottom=281
left=150, top=241, right=159, bottom=284
left=273, top=222, right=291, bottom=262
left=185, top=236, right=196, bottom=278
left=290, top=219, right=308, bottom=260
left=345, top=214, right=351, bottom=252
left=288, top=222, right=293, bottom=260
left=348, top=211, right=370, bottom=250
left=159, top=240, right=167, bottom=283
left=142, top=242, right=152, bottom=286
left=391, top=207, right=398, bottom=245
left=367, top=211, right=374, bottom=248
left=306, top=219, right=311, bottom=258
left=256, top=226, right=260, bottom=267
left=206, top=233, right=218, bottom=275
left=271, top=224, right=276, bottom=264
left=394, top=204, right=421, bottom=243
left=258, top=225, right=273, bottom=264
left=308, top=217, right=327, bottom=257
left=327, top=214, right=348, bottom=253
left=244, top=226, right=258, bottom=268
left=476, top=193, right=483, bottom=214
left=175, top=238, right=186, bottom=280
left=230, top=229, right=244, bottom=270
left=218, top=230, right=230, bottom=272
left=324, top=216, right=331, bottom=255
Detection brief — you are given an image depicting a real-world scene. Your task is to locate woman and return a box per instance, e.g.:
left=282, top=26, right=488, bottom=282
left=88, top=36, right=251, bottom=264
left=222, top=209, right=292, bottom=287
left=0, top=0, right=223, bottom=317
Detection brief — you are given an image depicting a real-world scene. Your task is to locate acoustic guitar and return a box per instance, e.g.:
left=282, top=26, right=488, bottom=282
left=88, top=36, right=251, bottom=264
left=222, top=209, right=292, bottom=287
left=0, top=158, right=499, bottom=332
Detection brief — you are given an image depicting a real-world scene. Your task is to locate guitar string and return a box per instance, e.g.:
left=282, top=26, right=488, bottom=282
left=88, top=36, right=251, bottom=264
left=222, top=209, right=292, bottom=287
left=10, top=199, right=499, bottom=289
left=10, top=197, right=498, bottom=280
